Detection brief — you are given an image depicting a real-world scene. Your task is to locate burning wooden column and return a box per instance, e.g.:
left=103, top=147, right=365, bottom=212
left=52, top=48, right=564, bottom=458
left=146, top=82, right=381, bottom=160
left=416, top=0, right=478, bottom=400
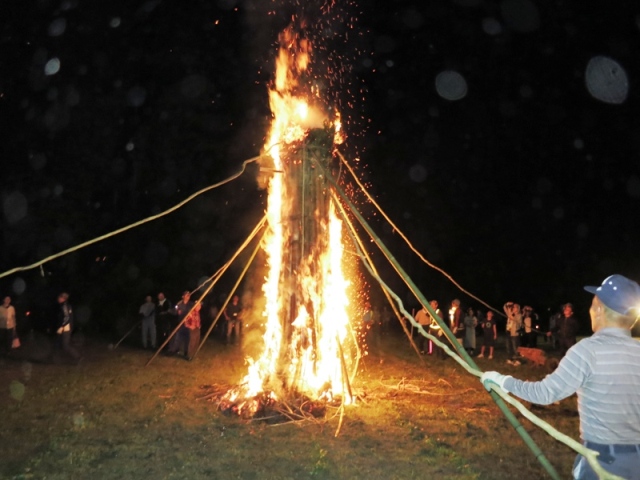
left=277, top=126, right=336, bottom=393
left=220, top=23, right=352, bottom=418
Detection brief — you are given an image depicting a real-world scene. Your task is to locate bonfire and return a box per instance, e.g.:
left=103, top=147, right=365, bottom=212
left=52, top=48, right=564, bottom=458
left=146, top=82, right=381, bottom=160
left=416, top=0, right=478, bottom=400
left=219, top=23, right=358, bottom=420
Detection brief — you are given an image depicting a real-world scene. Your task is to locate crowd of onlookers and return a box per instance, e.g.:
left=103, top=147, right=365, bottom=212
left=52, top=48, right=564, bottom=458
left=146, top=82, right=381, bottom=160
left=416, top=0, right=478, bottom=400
left=362, top=298, right=580, bottom=366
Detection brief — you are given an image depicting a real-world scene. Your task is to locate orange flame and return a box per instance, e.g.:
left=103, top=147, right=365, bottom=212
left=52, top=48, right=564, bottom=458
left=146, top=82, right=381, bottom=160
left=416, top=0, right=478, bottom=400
left=228, top=25, right=352, bottom=413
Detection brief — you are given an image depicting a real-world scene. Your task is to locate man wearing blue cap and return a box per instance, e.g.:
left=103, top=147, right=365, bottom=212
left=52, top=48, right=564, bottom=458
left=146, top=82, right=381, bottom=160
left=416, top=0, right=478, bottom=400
left=482, top=274, right=640, bottom=480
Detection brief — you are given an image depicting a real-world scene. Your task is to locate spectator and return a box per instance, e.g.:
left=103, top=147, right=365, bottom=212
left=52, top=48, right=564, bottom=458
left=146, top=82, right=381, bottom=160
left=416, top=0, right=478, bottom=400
left=548, top=303, right=579, bottom=357
left=428, top=300, right=445, bottom=358
left=449, top=299, right=463, bottom=343
left=522, top=306, right=539, bottom=348
left=156, top=292, right=174, bottom=344
left=463, top=307, right=478, bottom=355
left=224, top=295, right=243, bottom=345
left=139, top=295, right=156, bottom=350
left=477, top=310, right=497, bottom=359
left=0, top=296, right=17, bottom=356
left=185, top=302, right=202, bottom=361
left=169, top=291, right=194, bottom=356
left=55, top=293, right=81, bottom=364
left=482, top=274, right=640, bottom=480
left=414, top=305, right=430, bottom=354
left=504, top=302, right=522, bottom=365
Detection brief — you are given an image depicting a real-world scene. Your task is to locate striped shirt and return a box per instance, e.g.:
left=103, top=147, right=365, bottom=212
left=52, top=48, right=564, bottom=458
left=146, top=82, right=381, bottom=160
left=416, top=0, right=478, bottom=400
left=504, top=327, right=640, bottom=444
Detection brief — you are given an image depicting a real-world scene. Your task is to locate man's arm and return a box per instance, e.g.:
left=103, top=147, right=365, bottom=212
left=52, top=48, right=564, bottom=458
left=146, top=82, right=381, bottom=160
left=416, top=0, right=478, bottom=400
left=503, top=343, right=592, bottom=404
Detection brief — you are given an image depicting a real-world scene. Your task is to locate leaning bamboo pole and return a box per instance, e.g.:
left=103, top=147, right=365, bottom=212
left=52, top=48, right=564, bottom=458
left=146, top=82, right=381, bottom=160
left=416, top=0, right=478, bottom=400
left=332, top=191, right=425, bottom=365
left=319, top=160, right=562, bottom=480
left=146, top=214, right=266, bottom=366
left=191, top=227, right=266, bottom=360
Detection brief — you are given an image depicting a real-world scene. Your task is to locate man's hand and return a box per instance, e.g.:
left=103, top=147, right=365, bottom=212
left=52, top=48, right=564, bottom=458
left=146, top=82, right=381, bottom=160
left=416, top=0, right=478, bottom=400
left=481, top=371, right=512, bottom=392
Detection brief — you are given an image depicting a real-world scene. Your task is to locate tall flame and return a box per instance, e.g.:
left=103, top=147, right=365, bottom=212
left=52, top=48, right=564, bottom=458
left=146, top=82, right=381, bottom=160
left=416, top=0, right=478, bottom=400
left=227, top=25, right=353, bottom=413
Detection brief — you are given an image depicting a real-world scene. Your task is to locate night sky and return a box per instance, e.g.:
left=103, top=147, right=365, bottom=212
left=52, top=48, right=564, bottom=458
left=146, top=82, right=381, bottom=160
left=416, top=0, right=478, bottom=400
left=2, top=0, right=640, bottom=331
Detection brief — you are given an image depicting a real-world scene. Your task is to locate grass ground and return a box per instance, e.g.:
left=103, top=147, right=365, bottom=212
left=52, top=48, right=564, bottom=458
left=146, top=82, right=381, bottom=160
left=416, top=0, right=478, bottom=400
left=0, top=330, right=578, bottom=479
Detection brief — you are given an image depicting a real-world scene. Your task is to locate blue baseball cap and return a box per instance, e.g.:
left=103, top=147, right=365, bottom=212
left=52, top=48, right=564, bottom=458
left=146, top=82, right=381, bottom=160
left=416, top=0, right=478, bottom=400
left=584, top=274, right=640, bottom=315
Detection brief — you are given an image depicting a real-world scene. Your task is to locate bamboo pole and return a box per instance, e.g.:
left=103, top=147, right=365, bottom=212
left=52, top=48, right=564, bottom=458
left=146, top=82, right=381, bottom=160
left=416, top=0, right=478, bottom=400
left=321, top=162, right=562, bottom=480
left=332, top=192, right=425, bottom=364
left=114, top=318, right=142, bottom=349
left=146, top=214, right=266, bottom=366
left=191, top=227, right=266, bottom=360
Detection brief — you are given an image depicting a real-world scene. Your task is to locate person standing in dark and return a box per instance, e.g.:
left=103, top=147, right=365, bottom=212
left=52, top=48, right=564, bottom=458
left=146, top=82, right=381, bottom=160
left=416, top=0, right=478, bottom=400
left=224, top=295, right=243, bottom=345
left=414, top=304, right=430, bottom=354
left=522, top=306, right=539, bottom=348
left=477, top=310, right=497, bottom=359
left=0, top=296, right=17, bottom=356
left=427, top=300, right=446, bottom=358
left=185, top=302, right=201, bottom=361
left=449, top=299, right=463, bottom=344
left=55, top=292, right=81, bottom=363
left=548, top=303, right=579, bottom=357
left=169, top=291, right=194, bottom=356
left=156, top=292, right=173, bottom=344
left=139, top=295, right=156, bottom=350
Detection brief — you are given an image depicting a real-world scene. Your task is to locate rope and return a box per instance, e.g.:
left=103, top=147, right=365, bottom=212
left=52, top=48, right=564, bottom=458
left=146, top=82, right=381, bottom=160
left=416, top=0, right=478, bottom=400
left=0, top=153, right=267, bottom=280
left=336, top=150, right=504, bottom=317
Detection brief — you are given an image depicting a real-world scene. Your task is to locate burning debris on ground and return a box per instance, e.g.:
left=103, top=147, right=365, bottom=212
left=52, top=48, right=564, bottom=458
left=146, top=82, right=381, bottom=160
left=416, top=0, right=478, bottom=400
left=198, top=383, right=335, bottom=425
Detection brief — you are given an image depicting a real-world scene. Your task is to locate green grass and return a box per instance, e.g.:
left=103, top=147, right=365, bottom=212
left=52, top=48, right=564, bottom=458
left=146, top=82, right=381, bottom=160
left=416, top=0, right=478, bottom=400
left=0, top=332, right=578, bottom=479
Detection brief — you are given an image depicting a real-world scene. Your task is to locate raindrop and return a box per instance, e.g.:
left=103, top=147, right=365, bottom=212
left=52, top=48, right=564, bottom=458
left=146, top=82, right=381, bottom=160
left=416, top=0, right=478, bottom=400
left=126, top=141, right=135, bottom=152
left=409, top=164, right=428, bottom=183
left=217, top=0, right=237, bottom=9
left=54, top=225, right=74, bottom=247
left=626, top=175, right=640, bottom=198
left=140, top=0, right=160, bottom=13
left=401, top=8, right=424, bottom=29
left=435, top=70, right=468, bottom=101
left=180, top=75, right=208, bottom=100
left=60, top=0, right=78, bottom=11
left=111, top=157, right=126, bottom=175
left=374, top=35, right=396, bottom=54
left=75, top=305, right=92, bottom=325
left=29, top=153, right=47, bottom=170
left=552, top=207, right=564, bottom=219
left=585, top=56, right=629, bottom=105
left=145, top=241, right=169, bottom=268
left=127, top=264, right=140, bottom=279
left=500, top=0, right=540, bottom=33
left=576, top=223, right=589, bottom=238
left=65, top=87, right=80, bottom=106
left=3, top=191, right=28, bottom=224
left=127, top=86, right=147, bottom=107
left=44, top=58, right=61, bottom=76
left=48, top=18, right=67, bottom=37
left=519, top=85, right=533, bottom=98
left=109, top=17, right=121, bottom=28
left=454, top=0, right=481, bottom=5
left=53, top=184, right=64, bottom=196
left=12, top=278, right=26, bottom=295
left=482, top=17, right=503, bottom=36
left=9, top=380, right=25, bottom=401
left=573, top=138, right=584, bottom=150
